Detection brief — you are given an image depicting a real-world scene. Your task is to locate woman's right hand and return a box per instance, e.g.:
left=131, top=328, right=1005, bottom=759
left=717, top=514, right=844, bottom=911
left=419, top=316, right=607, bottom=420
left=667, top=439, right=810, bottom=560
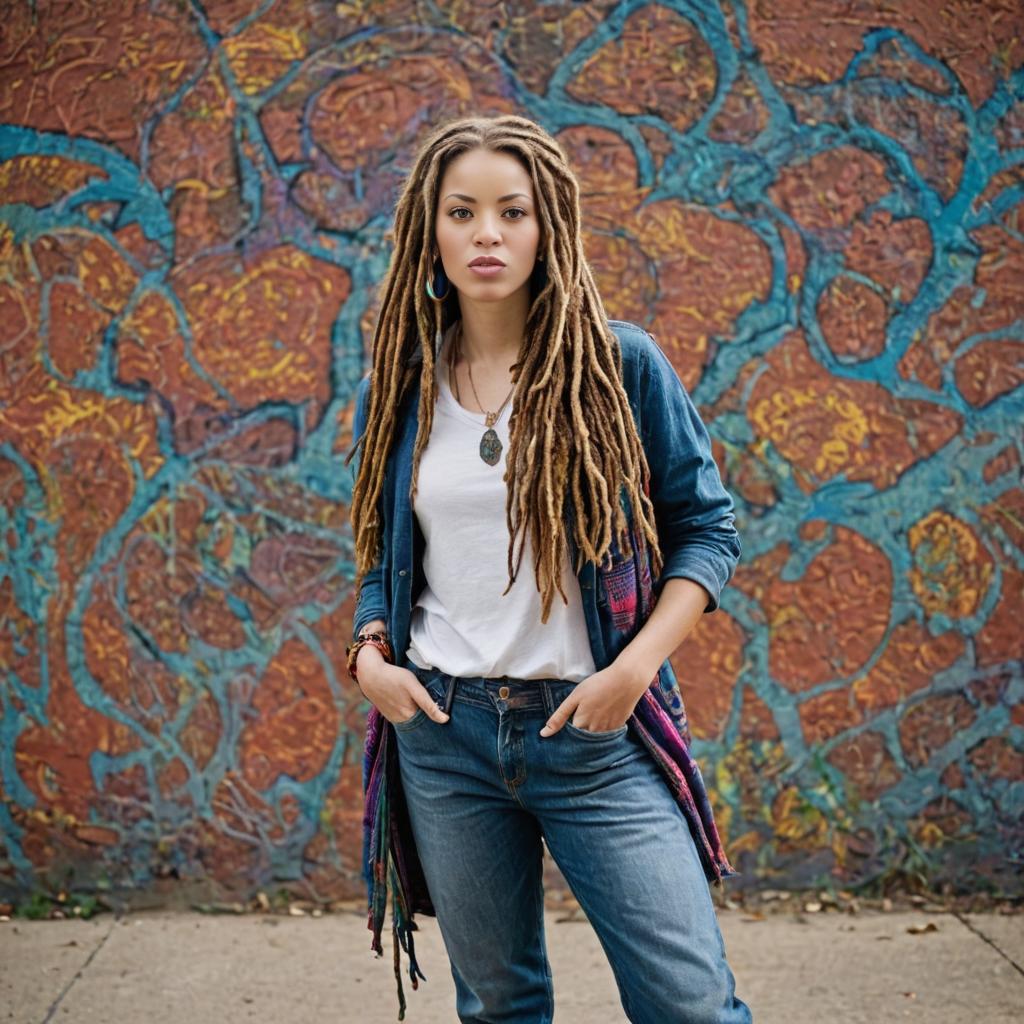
left=356, top=644, right=450, bottom=726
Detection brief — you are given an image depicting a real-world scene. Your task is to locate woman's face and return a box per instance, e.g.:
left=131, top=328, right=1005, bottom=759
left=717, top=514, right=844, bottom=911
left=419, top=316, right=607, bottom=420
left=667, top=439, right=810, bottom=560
left=434, top=147, right=541, bottom=304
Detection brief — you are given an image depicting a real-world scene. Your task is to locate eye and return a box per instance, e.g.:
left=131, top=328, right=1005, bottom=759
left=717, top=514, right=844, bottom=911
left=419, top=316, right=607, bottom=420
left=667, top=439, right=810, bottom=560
left=446, top=207, right=529, bottom=220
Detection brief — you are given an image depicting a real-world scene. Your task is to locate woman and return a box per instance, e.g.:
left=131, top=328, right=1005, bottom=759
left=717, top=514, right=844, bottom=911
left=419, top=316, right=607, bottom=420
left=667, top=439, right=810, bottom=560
left=345, top=114, right=753, bottom=1024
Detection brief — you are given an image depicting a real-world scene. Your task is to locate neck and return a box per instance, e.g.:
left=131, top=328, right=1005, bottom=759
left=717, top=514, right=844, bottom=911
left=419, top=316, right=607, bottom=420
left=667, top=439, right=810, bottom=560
left=454, top=290, right=529, bottom=370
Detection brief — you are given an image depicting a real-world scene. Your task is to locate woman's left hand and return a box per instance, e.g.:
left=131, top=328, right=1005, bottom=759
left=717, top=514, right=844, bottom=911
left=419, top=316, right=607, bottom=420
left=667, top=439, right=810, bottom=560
left=539, top=661, right=650, bottom=736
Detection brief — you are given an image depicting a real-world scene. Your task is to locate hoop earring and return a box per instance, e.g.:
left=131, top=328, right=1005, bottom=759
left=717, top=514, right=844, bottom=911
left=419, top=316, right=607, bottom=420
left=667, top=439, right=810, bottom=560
left=426, top=258, right=450, bottom=301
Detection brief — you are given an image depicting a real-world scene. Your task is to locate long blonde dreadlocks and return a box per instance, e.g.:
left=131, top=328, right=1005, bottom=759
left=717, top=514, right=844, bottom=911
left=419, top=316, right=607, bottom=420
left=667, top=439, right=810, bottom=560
left=344, top=114, right=663, bottom=623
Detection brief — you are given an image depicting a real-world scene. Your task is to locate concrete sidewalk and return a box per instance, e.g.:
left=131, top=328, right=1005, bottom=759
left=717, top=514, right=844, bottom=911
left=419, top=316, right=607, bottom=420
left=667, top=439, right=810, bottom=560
left=2, top=900, right=1022, bottom=1023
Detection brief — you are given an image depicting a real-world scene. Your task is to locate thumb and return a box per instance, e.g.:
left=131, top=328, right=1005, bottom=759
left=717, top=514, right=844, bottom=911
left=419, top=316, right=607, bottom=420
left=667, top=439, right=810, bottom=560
left=418, top=686, right=450, bottom=723
left=402, top=669, right=450, bottom=723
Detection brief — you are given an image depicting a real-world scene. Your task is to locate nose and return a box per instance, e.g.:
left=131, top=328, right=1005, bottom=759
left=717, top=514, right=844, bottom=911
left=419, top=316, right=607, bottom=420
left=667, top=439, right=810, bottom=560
left=473, top=213, right=503, bottom=245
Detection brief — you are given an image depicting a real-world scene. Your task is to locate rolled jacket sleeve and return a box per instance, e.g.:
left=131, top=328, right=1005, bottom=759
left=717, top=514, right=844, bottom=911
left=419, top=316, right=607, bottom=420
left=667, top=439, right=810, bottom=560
left=350, top=374, right=387, bottom=636
left=639, top=334, right=741, bottom=612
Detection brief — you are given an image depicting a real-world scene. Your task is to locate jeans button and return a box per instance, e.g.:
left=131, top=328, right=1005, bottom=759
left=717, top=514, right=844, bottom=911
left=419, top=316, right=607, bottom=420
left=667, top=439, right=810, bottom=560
left=498, top=685, right=510, bottom=699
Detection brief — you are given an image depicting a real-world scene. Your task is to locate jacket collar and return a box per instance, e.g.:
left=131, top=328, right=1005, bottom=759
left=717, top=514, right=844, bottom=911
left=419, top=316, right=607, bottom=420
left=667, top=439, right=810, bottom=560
left=406, top=323, right=449, bottom=367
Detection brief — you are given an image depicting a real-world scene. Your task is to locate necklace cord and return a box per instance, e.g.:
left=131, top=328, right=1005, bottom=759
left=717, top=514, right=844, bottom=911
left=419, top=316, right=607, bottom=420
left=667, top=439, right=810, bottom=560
left=450, top=321, right=516, bottom=427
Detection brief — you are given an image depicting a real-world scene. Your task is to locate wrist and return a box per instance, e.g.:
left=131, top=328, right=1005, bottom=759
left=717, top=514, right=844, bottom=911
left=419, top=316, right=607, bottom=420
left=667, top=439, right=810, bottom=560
left=345, top=628, right=393, bottom=682
left=612, top=649, right=660, bottom=696
left=356, top=642, right=385, bottom=672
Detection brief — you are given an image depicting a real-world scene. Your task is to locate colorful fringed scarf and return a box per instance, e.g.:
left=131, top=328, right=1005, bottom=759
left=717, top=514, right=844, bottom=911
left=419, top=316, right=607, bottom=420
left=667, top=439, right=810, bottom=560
left=361, top=510, right=739, bottom=1020
left=361, top=703, right=433, bottom=1020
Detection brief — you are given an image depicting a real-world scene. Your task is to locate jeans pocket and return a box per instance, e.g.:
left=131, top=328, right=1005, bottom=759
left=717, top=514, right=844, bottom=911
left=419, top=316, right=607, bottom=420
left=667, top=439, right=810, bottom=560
left=564, top=718, right=629, bottom=740
left=393, top=678, right=446, bottom=732
left=394, top=706, right=427, bottom=730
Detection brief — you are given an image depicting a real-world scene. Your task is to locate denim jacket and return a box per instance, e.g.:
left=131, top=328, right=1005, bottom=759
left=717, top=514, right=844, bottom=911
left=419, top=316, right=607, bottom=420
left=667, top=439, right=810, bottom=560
left=351, top=321, right=742, bottom=1014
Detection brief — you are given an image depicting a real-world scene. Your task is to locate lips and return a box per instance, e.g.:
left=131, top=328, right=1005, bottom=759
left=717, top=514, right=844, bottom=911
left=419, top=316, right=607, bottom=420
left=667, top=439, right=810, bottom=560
left=468, top=257, right=506, bottom=267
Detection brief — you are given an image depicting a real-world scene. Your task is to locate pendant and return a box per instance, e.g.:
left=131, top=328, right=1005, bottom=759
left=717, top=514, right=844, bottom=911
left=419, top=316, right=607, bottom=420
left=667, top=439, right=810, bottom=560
left=480, top=428, right=502, bottom=465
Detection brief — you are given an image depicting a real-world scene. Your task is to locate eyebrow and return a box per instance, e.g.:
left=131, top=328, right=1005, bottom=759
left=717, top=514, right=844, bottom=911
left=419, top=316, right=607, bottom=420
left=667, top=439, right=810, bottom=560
left=443, top=193, right=532, bottom=203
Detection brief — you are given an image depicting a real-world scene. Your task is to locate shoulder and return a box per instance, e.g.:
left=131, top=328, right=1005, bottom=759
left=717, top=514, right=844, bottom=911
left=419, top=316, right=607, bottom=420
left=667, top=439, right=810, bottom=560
left=606, top=319, right=659, bottom=372
left=606, top=317, right=663, bottom=382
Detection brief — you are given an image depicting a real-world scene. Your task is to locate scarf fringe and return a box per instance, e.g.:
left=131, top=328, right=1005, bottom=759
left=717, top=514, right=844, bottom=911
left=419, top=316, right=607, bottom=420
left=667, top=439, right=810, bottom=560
left=363, top=708, right=428, bottom=1020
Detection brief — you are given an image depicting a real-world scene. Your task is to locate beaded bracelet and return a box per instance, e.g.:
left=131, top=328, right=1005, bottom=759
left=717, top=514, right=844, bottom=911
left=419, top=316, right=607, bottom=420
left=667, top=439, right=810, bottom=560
left=345, top=630, right=394, bottom=684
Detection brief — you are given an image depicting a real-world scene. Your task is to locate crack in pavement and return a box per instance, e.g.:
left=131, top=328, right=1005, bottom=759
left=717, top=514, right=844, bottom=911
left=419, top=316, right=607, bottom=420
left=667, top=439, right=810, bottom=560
left=40, top=914, right=120, bottom=1023
left=952, top=911, right=1024, bottom=980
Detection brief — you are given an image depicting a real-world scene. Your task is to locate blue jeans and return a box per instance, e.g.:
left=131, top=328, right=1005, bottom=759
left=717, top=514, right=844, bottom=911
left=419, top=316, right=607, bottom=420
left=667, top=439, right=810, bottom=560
left=394, top=655, right=754, bottom=1024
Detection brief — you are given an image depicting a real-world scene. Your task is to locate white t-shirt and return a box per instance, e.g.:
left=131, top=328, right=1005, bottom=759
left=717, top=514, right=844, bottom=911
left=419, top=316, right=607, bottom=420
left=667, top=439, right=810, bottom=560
left=406, top=324, right=597, bottom=682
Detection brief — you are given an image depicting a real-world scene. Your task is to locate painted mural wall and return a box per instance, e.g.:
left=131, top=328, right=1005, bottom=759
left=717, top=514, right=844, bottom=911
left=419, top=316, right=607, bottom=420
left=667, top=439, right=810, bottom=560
left=1, top=0, right=1022, bottom=907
